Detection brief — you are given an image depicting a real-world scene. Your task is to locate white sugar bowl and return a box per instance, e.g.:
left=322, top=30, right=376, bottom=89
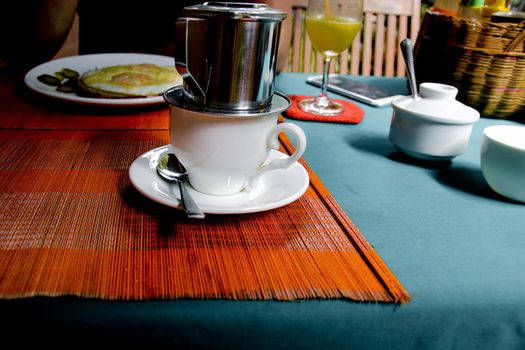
left=389, top=83, right=480, bottom=161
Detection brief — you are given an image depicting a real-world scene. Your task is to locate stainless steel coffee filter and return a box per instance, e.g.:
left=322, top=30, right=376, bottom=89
left=174, top=2, right=286, bottom=111
left=164, top=86, right=291, bottom=118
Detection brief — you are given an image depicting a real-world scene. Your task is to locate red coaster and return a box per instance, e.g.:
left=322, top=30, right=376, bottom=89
left=285, top=95, right=365, bottom=124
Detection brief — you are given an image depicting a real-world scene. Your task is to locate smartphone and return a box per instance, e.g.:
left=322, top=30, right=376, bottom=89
left=306, top=74, right=405, bottom=107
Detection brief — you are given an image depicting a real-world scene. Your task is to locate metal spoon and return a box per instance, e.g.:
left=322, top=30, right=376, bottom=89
left=400, top=38, right=418, bottom=98
left=156, top=153, right=205, bottom=219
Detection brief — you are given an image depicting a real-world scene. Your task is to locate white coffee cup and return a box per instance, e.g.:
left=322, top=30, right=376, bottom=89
left=165, top=88, right=307, bottom=196
left=481, top=124, right=525, bottom=203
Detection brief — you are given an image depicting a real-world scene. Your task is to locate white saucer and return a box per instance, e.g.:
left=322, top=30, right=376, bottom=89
left=24, top=53, right=178, bottom=107
left=129, top=145, right=310, bottom=214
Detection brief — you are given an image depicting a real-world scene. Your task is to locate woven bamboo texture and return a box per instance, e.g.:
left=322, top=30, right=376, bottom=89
left=0, top=129, right=409, bottom=302
left=0, top=71, right=168, bottom=130
left=414, top=11, right=525, bottom=120
left=0, top=70, right=409, bottom=302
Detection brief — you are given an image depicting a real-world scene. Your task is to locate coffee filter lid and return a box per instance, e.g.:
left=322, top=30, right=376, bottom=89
left=183, top=2, right=287, bottom=21
left=164, top=87, right=291, bottom=118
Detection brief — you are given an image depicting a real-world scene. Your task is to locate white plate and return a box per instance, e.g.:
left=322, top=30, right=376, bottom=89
left=129, top=145, right=310, bottom=214
left=24, top=53, right=177, bottom=107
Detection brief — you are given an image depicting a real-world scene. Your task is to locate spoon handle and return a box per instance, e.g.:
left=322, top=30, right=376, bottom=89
left=400, top=38, right=418, bottom=98
left=178, top=181, right=206, bottom=219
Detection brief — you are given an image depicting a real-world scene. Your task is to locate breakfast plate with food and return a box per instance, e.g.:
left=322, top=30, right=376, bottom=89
left=24, top=53, right=182, bottom=107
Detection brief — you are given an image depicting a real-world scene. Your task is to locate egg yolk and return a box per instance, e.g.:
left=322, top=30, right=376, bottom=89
left=111, top=73, right=152, bottom=86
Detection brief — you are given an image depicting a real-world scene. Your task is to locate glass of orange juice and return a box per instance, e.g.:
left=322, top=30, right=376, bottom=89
left=299, top=0, right=363, bottom=116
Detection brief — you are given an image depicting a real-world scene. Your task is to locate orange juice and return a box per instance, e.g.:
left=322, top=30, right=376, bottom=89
left=306, top=16, right=361, bottom=57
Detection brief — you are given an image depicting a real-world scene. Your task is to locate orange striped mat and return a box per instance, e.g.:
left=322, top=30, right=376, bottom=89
left=0, top=72, right=168, bottom=130
left=0, top=129, right=410, bottom=302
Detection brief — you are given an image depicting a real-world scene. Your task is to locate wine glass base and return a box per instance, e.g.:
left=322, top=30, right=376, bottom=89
left=298, top=98, right=345, bottom=116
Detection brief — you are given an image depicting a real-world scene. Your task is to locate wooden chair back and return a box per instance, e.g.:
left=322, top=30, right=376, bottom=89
left=286, top=0, right=420, bottom=76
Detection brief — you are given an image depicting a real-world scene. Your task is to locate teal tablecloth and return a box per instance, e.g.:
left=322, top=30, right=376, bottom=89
left=1, top=73, right=524, bottom=349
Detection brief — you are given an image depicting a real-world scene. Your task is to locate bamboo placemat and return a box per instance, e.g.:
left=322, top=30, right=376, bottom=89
left=0, top=128, right=410, bottom=303
left=0, top=72, right=168, bottom=130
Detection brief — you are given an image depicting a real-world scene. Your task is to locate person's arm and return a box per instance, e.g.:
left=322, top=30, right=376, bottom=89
left=0, top=0, right=78, bottom=69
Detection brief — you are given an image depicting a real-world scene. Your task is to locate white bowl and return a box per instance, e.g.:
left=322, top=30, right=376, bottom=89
left=389, top=83, right=480, bottom=161
left=481, top=125, right=525, bottom=203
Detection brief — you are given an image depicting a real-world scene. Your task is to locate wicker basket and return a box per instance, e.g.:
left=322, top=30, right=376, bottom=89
left=414, top=11, right=525, bottom=120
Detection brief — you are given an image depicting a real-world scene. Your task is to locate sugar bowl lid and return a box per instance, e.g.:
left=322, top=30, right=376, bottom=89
left=392, top=83, right=480, bottom=125
left=183, top=2, right=287, bottom=21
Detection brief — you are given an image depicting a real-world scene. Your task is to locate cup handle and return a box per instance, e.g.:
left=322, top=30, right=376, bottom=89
left=245, top=123, right=307, bottom=191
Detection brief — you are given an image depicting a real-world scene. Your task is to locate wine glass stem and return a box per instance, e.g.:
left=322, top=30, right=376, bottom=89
left=319, top=57, right=332, bottom=106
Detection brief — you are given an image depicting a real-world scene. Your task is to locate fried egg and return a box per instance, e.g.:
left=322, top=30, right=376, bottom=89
left=80, top=63, right=181, bottom=97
